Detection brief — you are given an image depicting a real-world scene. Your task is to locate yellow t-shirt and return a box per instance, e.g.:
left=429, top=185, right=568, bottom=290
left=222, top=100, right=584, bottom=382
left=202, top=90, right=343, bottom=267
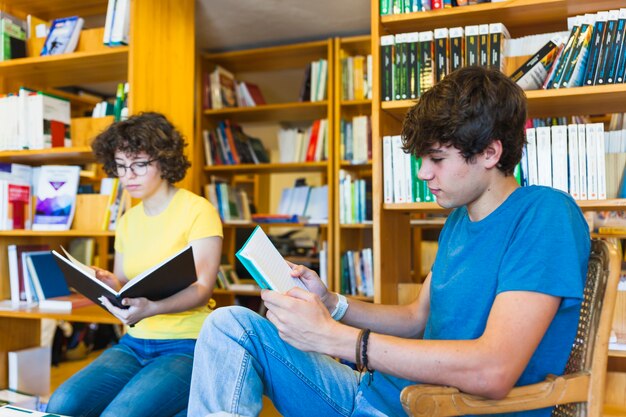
left=114, top=188, right=222, bottom=339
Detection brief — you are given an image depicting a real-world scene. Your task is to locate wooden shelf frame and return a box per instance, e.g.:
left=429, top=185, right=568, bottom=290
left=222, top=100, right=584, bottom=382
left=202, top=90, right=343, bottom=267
left=203, top=101, right=329, bottom=123
left=0, top=146, right=96, bottom=164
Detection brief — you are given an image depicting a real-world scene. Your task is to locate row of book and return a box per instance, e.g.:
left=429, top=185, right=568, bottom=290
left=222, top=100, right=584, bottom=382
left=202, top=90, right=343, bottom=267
left=522, top=123, right=626, bottom=200
left=380, top=22, right=509, bottom=101
left=277, top=119, right=328, bottom=163
left=91, top=82, right=129, bottom=122
left=277, top=185, right=329, bottom=224
left=513, top=10, right=626, bottom=90
left=202, top=121, right=270, bottom=166
left=382, top=135, right=436, bottom=204
left=302, top=59, right=329, bottom=102
left=202, top=65, right=267, bottom=110
left=0, top=88, right=71, bottom=151
left=380, top=0, right=507, bottom=15
left=339, top=171, right=372, bottom=224
left=340, top=115, right=372, bottom=163
left=0, top=163, right=126, bottom=232
left=204, top=181, right=253, bottom=223
left=340, top=248, right=374, bottom=297
left=340, top=54, right=373, bottom=100
left=7, top=241, right=93, bottom=311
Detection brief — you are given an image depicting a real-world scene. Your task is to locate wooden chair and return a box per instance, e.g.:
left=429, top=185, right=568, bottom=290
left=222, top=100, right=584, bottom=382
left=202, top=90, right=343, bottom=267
left=401, top=239, right=621, bottom=417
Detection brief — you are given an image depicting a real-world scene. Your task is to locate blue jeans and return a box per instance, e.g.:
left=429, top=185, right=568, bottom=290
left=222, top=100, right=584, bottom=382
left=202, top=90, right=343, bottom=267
left=188, top=306, right=389, bottom=417
left=47, top=334, right=196, bottom=417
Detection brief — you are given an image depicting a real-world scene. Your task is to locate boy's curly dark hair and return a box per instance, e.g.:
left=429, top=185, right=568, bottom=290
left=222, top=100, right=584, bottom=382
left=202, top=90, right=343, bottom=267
left=401, top=66, right=527, bottom=175
left=92, top=112, right=190, bottom=183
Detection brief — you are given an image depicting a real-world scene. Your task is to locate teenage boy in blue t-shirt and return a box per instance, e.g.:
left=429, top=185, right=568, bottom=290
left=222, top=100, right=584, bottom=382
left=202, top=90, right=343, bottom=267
left=188, top=66, right=590, bottom=417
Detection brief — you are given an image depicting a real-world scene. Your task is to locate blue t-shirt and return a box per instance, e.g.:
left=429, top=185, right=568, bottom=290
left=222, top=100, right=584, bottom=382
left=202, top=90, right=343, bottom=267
left=358, top=186, right=590, bottom=417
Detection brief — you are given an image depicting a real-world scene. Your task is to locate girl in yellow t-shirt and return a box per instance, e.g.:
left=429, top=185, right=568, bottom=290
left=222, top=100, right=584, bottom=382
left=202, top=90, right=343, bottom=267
left=47, top=112, right=223, bottom=417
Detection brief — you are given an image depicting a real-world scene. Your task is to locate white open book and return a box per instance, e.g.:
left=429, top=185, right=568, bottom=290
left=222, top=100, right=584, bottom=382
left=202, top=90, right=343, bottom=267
left=236, top=226, right=308, bottom=293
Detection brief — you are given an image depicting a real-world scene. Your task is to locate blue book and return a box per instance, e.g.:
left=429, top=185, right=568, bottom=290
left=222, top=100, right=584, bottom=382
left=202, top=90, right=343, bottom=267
left=24, top=251, right=71, bottom=300
left=40, top=16, right=84, bottom=55
left=236, top=226, right=308, bottom=293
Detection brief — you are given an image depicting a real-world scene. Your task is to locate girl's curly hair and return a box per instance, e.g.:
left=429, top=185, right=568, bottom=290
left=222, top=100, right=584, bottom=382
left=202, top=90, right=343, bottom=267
left=92, top=112, right=190, bottom=183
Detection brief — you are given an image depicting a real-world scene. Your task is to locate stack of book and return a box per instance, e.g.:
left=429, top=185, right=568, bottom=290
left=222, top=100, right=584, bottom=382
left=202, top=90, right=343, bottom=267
left=40, top=16, right=84, bottom=56
left=202, top=120, right=270, bottom=166
left=340, top=248, right=374, bottom=297
left=340, top=54, right=373, bottom=100
left=0, top=88, right=71, bottom=151
left=380, top=0, right=508, bottom=16
left=277, top=119, right=328, bottom=163
left=380, top=22, right=509, bottom=101
left=512, top=9, right=626, bottom=90
left=340, top=115, right=371, bottom=163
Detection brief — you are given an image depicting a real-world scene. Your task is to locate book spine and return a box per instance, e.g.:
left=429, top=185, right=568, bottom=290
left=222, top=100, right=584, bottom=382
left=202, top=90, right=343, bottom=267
left=465, top=25, right=479, bottom=67
left=380, top=35, right=395, bottom=101
left=418, top=31, right=434, bottom=96
left=584, top=12, right=608, bottom=85
left=434, top=28, right=449, bottom=83
left=478, top=24, right=490, bottom=67
left=594, top=10, right=619, bottom=85
left=449, top=27, right=464, bottom=73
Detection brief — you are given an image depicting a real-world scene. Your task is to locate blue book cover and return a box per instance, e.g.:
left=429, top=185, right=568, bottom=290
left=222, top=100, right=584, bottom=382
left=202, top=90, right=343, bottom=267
left=40, top=16, right=83, bottom=55
left=26, top=251, right=71, bottom=300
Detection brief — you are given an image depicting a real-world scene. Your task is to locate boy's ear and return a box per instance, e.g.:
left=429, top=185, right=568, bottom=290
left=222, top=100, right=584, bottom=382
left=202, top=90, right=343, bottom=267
left=482, top=139, right=503, bottom=169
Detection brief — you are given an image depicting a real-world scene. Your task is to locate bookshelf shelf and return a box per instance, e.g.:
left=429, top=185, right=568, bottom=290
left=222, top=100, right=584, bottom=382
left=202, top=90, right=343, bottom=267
left=379, top=0, right=615, bottom=37
left=203, top=101, right=328, bottom=123
left=609, top=349, right=626, bottom=358
left=382, top=85, right=626, bottom=119
left=203, top=161, right=328, bottom=174
left=0, top=230, right=115, bottom=238
left=10, top=1, right=108, bottom=20
left=339, top=160, right=372, bottom=170
left=384, top=199, right=626, bottom=213
left=202, top=40, right=331, bottom=72
left=0, top=304, right=120, bottom=324
left=340, top=223, right=373, bottom=229
left=223, top=222, right=328, bottom=228
left=0, top=147, right=96, bottom=164
left=0, top=47, right=129, bottom=88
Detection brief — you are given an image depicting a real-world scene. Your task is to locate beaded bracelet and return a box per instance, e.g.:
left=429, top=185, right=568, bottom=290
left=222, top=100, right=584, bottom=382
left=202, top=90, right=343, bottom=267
left=356, top=328, right=374, bottom=384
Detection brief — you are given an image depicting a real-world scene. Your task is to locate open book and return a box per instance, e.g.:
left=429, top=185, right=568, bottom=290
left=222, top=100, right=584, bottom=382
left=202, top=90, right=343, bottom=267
left=52, top=245, right=197, bottom=310
left=235, top=226, right=307, bottom=293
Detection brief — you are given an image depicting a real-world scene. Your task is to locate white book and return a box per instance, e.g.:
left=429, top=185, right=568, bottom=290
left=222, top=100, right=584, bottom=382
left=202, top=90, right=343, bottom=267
left=578, top=124, right=588, bottom=199
left=567, top=124, right=580, bottom=199
left=236, top=226, right=308, bottom=293
left=316, top=59, right=328, bottom=102
left=289, top=186, right=311, bottom=217
left=535, top=126, right=553, bottom=187
left=303, top=185, right=328, bottom=223
left=103, top=0, right=117, bottom=45
left=391, top=135, right=406, bottom=203
left=586, top=124, right=598, bottom=199
left=110, top=0, right=130, bottom=45
left=32, top=165, right=80, bottom=231
left=551, top=125, right=568, bottom=192
left=8, top=346, right=51, bottom=396
left=310, top=60, right=319, bottom=102
left=383, top=136, right=394, bottom=203
left=594, top=122, right=607, bottom=200
left=525, top=128, right=538, bottom=186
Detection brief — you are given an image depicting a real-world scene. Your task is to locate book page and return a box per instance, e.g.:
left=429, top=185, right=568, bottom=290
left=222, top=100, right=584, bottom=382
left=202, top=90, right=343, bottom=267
left=61, top=246, right=96, bottom=278
left=239, top=227, right=307, bottom=293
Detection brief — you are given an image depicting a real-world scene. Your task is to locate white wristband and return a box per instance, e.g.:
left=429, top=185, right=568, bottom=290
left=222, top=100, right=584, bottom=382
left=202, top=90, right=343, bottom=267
left=330, top=293, right=349, bottom=321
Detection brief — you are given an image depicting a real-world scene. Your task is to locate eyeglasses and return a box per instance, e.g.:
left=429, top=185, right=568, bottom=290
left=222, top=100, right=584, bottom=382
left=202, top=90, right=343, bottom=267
left=115, top=159, right=157, bottom=177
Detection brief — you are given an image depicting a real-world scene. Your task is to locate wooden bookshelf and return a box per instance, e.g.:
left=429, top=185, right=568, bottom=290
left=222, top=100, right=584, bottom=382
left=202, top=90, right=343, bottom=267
left=7, top=1, right=108, bottom=20
left=333, top=35, right=374, bottom=300
left=371, top=0, right=626, bottom=412
left=200, top=39, right=335, bottom=280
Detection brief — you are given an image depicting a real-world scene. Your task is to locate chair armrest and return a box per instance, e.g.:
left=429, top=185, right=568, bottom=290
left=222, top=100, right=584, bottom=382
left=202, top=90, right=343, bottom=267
left=400, top=372, right=590, bottom=417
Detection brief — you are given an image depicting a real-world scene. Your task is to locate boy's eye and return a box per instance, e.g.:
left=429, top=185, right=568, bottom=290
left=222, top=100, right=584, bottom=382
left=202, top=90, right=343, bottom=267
left=430, top=158, right=443, bottom=163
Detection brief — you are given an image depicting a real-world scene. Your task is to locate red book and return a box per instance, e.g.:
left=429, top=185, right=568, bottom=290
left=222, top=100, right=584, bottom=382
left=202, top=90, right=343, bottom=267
left=50, top=120, right=66, bottom=147
left=305, top=120, right=321, bottom=162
